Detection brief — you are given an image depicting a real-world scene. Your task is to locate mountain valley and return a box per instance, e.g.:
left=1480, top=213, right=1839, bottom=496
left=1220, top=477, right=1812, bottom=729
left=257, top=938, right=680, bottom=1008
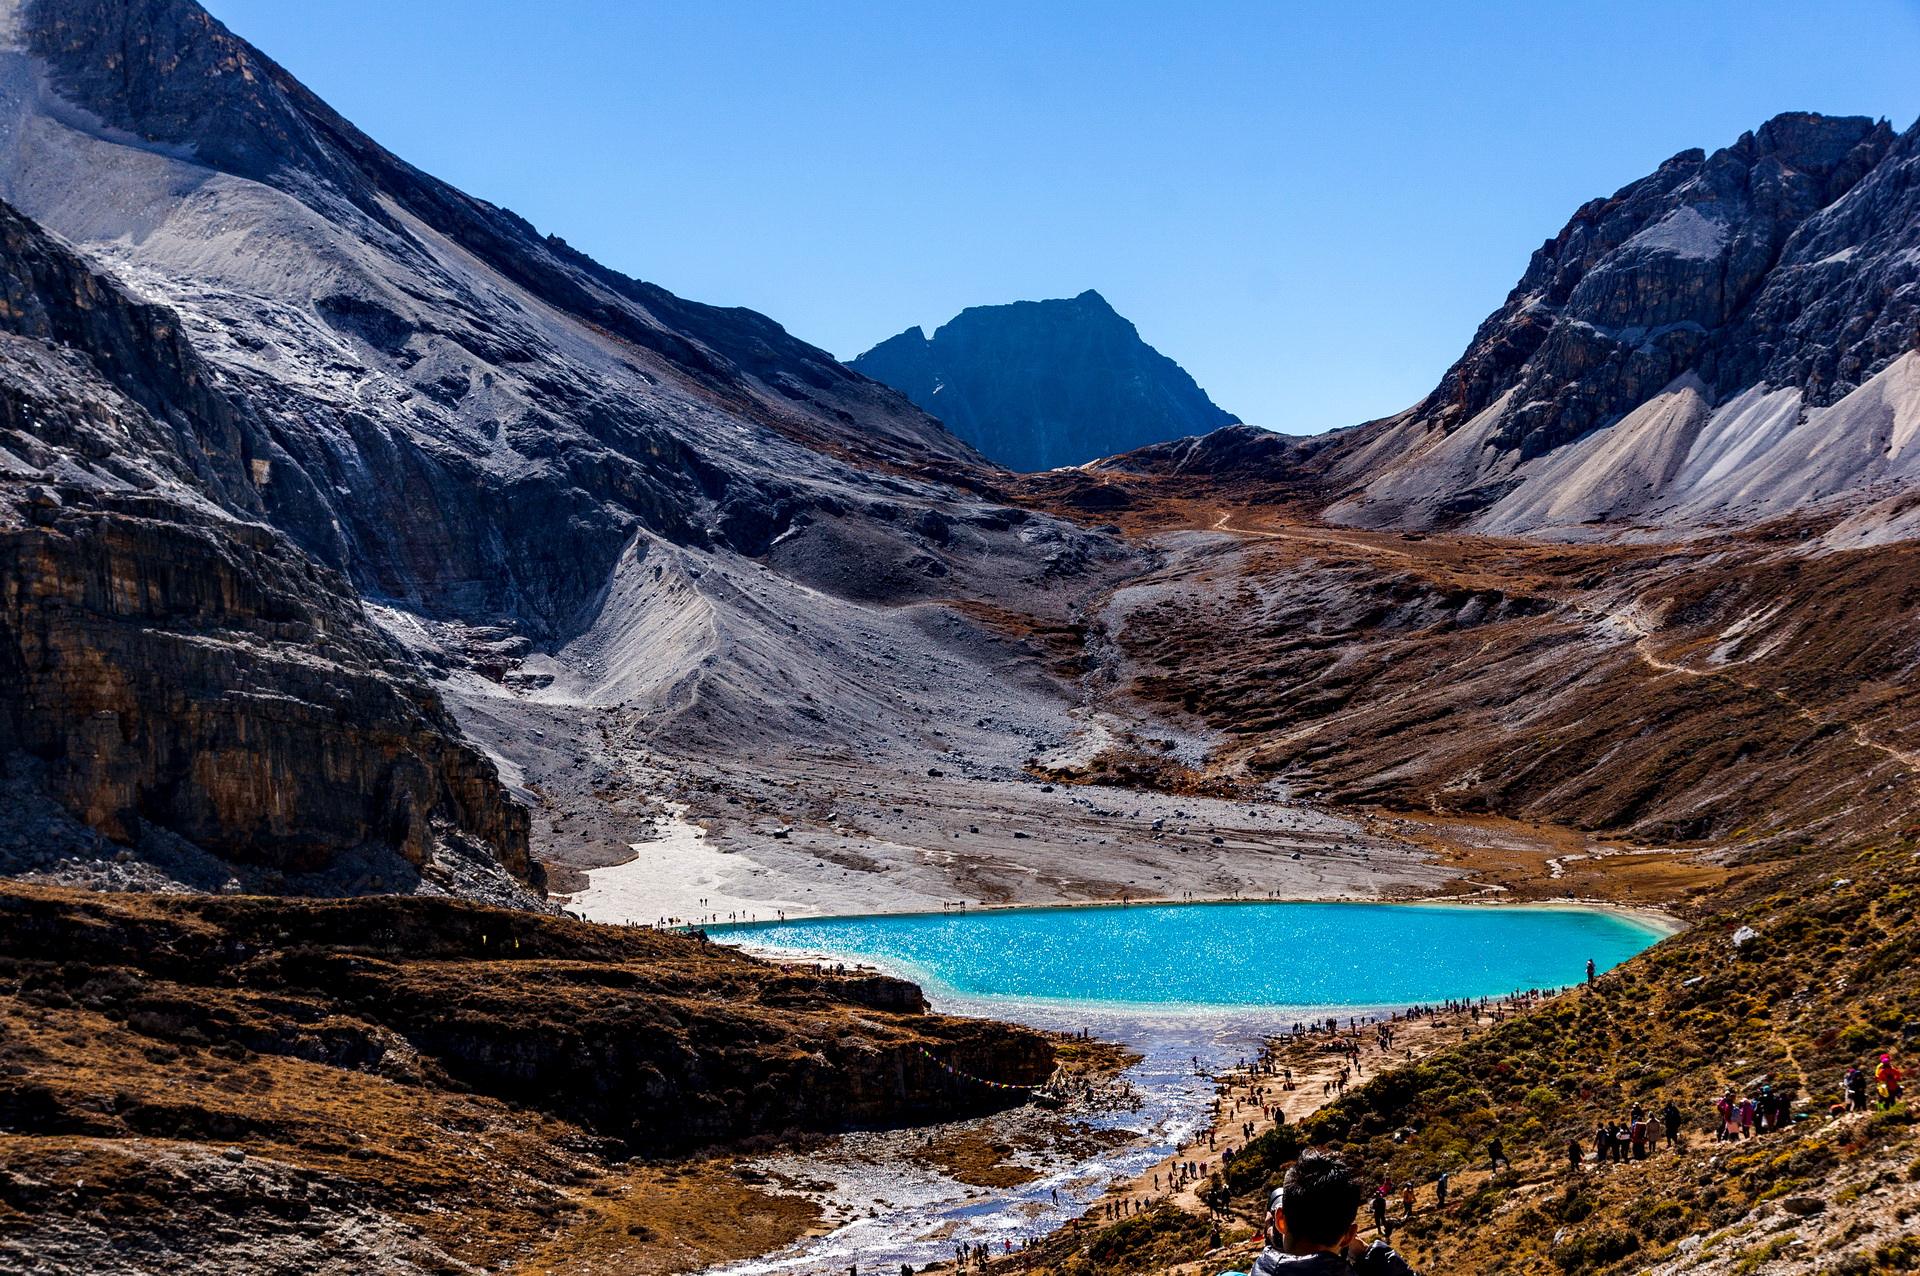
left=0, top=2, right=1917, bottom=1274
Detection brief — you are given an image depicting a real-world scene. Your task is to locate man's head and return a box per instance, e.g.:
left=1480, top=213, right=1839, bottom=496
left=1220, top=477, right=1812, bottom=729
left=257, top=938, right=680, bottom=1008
left=1270, top=1150, right=1365, bottom=1253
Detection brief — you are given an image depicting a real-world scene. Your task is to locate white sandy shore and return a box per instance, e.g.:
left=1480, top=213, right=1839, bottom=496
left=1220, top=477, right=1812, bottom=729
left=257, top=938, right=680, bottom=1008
left=557, top=802, right=806, bottom=927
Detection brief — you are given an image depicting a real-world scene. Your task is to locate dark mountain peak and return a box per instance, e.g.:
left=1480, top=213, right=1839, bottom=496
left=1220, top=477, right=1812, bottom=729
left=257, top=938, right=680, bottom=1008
left=865, top=324, right=931, bottom=352
left=938, top=289, right=1127, bottom=336
left=854, top=293, right=1237, bottom=471
left=1286, top=110, right=1920, bottom=533
left=25, top=0, right=352, bottom=197
left=1739, top=110, right=1884, bottom=170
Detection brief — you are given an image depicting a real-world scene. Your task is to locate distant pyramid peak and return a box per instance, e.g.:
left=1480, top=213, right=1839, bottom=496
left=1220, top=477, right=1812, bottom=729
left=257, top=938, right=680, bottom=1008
left=853, top=291, right=1236, bottom=471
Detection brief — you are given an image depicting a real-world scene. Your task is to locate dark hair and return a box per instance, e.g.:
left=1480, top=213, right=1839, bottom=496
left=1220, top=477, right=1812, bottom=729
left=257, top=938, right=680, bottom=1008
left=1280, top=1150, right=1365, bottom=1249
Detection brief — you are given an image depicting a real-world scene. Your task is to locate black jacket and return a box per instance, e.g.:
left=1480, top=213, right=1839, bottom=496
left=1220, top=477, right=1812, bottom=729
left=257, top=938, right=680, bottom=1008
left=1249, top=1240, right=1418, bottom=1276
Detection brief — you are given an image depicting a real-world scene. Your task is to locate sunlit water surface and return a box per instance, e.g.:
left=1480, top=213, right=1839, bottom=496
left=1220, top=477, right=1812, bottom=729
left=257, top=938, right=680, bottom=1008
left=705, top=901, right=1667, bottom=1275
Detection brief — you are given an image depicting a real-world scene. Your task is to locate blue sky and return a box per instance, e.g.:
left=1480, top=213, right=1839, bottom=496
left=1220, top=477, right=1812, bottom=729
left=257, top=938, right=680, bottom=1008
left=206, top=1, right=1920, bottom=434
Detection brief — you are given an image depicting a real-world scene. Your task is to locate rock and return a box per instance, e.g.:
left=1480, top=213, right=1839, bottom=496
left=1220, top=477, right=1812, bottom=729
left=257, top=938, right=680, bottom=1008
left=1780, top=1197, right=1826, bottom=1217
left=852, top=291, right=1237, bottom=471
left=1, top=495, right=529, bottom=885
left=1119, top=113, right=1920, bottom=540
left=1731, top=925, right=1760, bottom=948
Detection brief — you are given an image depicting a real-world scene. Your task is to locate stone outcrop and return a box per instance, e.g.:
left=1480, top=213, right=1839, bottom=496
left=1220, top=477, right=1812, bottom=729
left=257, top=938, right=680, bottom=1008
left=0, top=883, right=1055, bottom=1152
left=853, top=290, right=1237, bottom=471
left=0, top=194, right=531, bottom=896
left=1410, top=113, right=1898, bottom=462
left=0, top=496, right=531, bottom=890
left=0, top=882, right=1054, bottom=1271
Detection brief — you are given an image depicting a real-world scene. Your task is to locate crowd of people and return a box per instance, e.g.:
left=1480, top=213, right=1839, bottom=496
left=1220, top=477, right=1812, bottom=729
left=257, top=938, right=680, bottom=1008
left=859, top=963, right=1909, bottom=1276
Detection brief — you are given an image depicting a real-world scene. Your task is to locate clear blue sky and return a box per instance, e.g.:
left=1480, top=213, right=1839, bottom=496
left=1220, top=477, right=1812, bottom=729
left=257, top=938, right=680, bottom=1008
left=205, top=1, right=1920, bottom=434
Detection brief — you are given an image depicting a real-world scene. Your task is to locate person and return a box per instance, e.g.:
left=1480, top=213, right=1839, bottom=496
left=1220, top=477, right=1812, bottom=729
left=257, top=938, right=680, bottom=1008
left=1878, top=1054, right=1905, bottom=1109
left=1846, top=1064, right=1869, bottom=1113
left=1586, top=957, right=1596, bottom=984
left=1595, top=1121, right=1613, bottom=1163
left=1488, top=1136, right=1509, bottom=1172
left=1567, top=1137, right=1583, bottom=1173
left=1400, top=1181, right=1415, bottom=1221
left=1662, top=1100, right=1682, bottom=1148
left=1370, top=1184, right=1389, bottom=1237
left=1434, top=1170, right=1448, bottom=1212
left=1250, top=1151, right=1419, bottom=1275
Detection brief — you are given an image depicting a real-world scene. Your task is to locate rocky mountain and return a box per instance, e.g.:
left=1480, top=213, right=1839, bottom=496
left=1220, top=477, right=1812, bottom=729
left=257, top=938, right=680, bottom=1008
left=0, top=191, right=534, bottom=901
left=0, top=0, right=1131, bottom=893
left=1116, top=112, right=1920, bottom=539
left=852, top=290, right=1238, bottom=471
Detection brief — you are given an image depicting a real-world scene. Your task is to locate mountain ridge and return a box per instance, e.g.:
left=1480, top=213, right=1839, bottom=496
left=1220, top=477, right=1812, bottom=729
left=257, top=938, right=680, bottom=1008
left=853, top=288, right=1238, bottom=471
left=0, top=0, right=1132, bottom=895
left=1107, top=110, right=1920, bottom=540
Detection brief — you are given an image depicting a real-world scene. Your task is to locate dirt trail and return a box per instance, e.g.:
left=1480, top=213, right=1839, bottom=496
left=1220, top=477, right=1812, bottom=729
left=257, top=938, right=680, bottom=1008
left=1571, top=600, right=1920, bottom=771
left=1209, top=509, right=1920, bottom=777
left=1090, top=1007, right=1484, bottom=1223
left=1210, top=508, right=1415, bottom=559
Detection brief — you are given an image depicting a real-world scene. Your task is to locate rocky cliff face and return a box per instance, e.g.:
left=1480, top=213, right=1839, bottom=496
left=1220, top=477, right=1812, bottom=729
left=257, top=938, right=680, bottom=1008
left=0, top=497, right=533, bottom=896
left=0, top=190, right=533, bottom=897
left=1113, top=113, right=1920, bottom=537
left=853, top=290, right=1237, bottom=471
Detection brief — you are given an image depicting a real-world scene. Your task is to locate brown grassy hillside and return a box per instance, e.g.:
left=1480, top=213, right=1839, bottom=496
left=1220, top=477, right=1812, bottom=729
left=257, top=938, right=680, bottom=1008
left=0, top=886, right=1052, bottom=1273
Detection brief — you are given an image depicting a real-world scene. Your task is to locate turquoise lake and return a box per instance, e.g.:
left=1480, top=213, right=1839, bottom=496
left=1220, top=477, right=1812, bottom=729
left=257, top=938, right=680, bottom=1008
left=714, top=901, right=1669, bottom=1011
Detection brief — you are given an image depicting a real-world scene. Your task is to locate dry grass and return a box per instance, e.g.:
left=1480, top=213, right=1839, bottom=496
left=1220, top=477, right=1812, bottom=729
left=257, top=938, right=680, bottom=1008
left=0, top=884, right=1052, bottom=1273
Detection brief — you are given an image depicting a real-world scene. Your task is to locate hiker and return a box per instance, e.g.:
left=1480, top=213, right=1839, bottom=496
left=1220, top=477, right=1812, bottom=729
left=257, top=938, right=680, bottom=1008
left=1567, top=1137, right=1583, bottom=1173
left=1594, top=1121, right=1612, bottom=1163
left=1737, top=1095, right=1756, bottom=1138
left=1434, top=1171, right=1448, bottom=1211
left=1846, top=1064, right=1870, bottom=1112
left=1878, top=1054, right=1905, bottom=1109
left=1250, top=1150, right=1419, bottom=1275
left=1488, top=1136, right=1509, bottom=1172
left=1370, top=1183, right=1389, bottom=1237
left=1400, top=1181, right=1415, bottom=1220
left=1716, top=1092, right=1737, bottom=1141
left=1586, top=957, right=1596, bottom=984
left=1662, top=1100, right=1682, bottom=1148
